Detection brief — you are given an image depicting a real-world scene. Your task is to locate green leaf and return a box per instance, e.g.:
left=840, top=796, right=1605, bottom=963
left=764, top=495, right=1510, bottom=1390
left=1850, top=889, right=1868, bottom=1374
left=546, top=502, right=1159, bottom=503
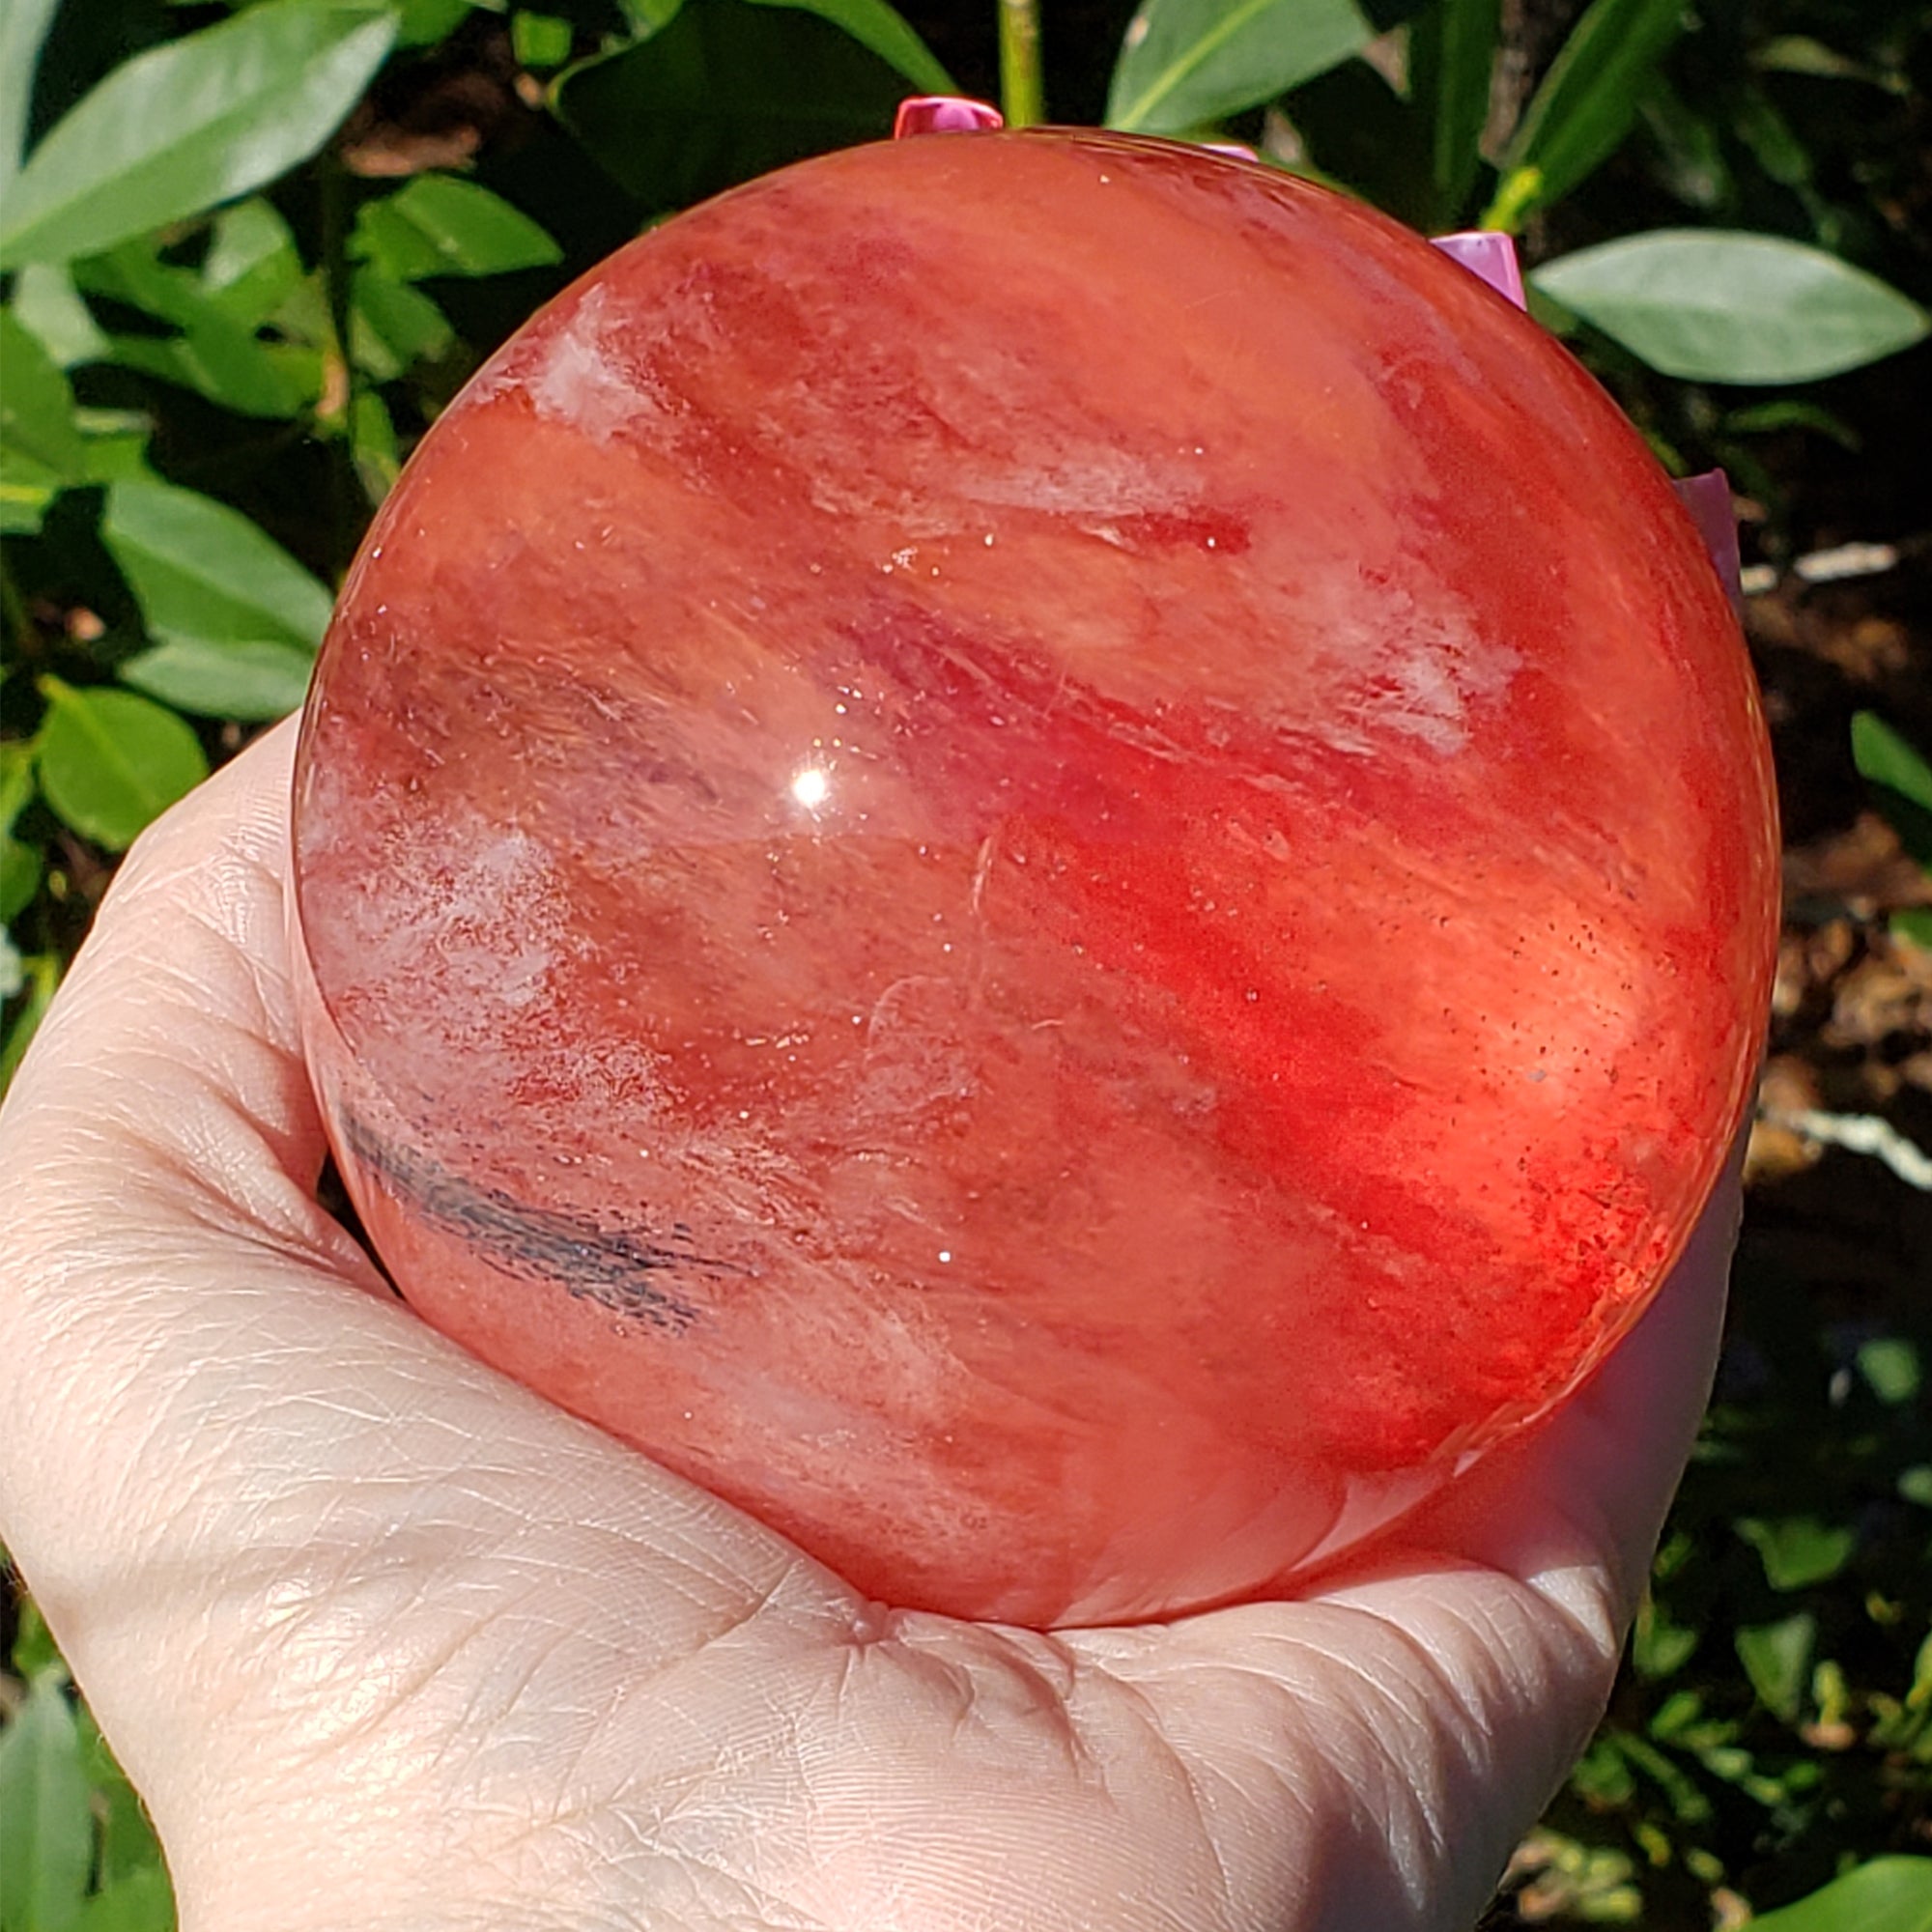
left=349, top=269, right=453, bottom=379
left=1530, top=231, right=1932, bottom=384
left=1894, top=909, right=1932, bottom=953
left=554, top=0, right=913, bottom=211
left=0, top=1667, right=93, bottom=1932
left=9, top=264, right=112, bottom=367
left=6, top=1596, right=60, bottom=1681
left=0, top=838, right=43, bottom=923
left=0, top=307, right=86, bottom=479
left=200, top=199, right=304, bottom=327
left=1106, top=0, right=1375, bottom=135
left=1281, top=61, right=1433, bottom=229
left=0, top=952, right=60, bottom=1093
left=349, top=386, right=401, bottom=504
left=750, top=0, right=952, bottom=95
left=1858, top=1337, right=1921, bottom=1406
left=512, top=11, right=576, bottom=69
left=1854, top=712, right=1932, bottom=814
left=1736, top=1612, right=1815, bottom=1721
left=72, top=1708, right=164, bottom=1889
left=353, top=173, right=562, bottom=281
left=1407, top=0, right=1500, bottom=226
left=76, top=241, right=323, bottom=420
left=35, top=678, right=209, bottom=851
left=1747, top=1859, right=1932, bottom=1932
left=1630, top=1589, right=1699, bottom=1680
left=101, top=480, right=330, bottom=719
left=73, top=1870, right=175, bottom=1932
left=1489, top=0, right=1687, bottom=223
left=395, top=0, right=475, bottom=44
left=0, top=0, right=64, bottom=185
left=0, top=0, right=398, bottom=270
left=0, top=741, right=37, bottom=838
left=1736, top=1515, right=1857, bottom=1592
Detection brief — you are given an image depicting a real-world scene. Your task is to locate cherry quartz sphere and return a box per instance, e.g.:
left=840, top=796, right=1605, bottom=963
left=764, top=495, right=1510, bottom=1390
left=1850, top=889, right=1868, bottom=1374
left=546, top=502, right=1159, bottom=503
left=293, top=128, right=1778, bottom=1628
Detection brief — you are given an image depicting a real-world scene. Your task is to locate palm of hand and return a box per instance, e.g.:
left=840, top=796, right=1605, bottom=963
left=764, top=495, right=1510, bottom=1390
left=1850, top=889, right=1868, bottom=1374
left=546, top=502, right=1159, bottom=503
left=0, top=724, right=1737, bottom=1932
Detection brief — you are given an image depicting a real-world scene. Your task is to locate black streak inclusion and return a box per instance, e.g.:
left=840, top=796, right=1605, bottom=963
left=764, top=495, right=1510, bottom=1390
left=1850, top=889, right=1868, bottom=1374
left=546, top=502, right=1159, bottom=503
left=342, top=1114, right=737, bottom=1332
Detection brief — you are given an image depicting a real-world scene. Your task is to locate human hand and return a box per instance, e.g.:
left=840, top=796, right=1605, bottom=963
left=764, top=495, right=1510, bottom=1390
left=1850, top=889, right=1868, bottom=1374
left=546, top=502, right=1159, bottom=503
left=0, top=720, right=1741, bottom=1932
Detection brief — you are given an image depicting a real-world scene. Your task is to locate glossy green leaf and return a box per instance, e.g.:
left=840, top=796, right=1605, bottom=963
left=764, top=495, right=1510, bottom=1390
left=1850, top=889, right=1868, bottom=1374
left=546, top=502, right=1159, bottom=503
left=1490, top=0, right=1686, bottom=223
left=0, top=0, right=64, bottom=184
left=1736, top=1612, right=1815, bottom=1721
left=1106, top=0, right=1374, bottom=135
left=9, top=263, right=111, bottom=367
left=1407, top=0, right=1500, bottom=224
left=0, top=1667, right=92, bottom=1932
left=353, top=173, right=563, bottom=281
left=0, top=0, right=398, bottom=270
left=0, top=307, right=86, bottom=478
left=1736, top=1515, right=1857, bottom=1592
left=0, top=952, right=60, bottom=1093
left=1748, top=1860, right=1932, bottom=1932
left=1530, top=231, right=1931, bottom=384
left=1854, top=712, right=1932, bottom=814
left=102, top=479, right=329, bottom=719
left=554, top=0, right=913, bottom=211
left=751, top=0, right=952, bottom=94
left=36, top=678, right=209, bottom=851
left=73, top=1870, right=175, bottom=1932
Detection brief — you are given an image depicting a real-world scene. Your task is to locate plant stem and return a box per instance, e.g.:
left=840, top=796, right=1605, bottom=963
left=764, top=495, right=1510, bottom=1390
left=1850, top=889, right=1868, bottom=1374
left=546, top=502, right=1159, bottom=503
left=998, top=0, right=1045, bottom=128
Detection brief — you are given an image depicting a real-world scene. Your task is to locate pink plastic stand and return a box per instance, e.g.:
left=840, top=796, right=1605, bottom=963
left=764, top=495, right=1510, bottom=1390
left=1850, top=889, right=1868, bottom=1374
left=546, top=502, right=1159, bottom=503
left=1430, top=231, right=1527, bottom=311
left=895, top=96, right=1004, bottom=137
left=1670, top=470, right=1744, bottom=611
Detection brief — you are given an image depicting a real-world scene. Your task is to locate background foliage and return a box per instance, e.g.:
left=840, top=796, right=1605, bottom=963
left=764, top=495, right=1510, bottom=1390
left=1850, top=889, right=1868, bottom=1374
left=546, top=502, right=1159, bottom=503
left=2, top=1, right=1929, bottom=1925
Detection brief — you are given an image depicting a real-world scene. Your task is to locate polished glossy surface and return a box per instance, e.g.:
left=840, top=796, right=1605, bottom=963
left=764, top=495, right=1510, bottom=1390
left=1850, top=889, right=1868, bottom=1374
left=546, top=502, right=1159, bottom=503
left=293, top=130, right=1779, bottom=1627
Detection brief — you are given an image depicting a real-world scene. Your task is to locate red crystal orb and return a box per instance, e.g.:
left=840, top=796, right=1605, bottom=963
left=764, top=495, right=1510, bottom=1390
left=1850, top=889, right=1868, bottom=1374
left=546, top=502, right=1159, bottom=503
left=292, top=129, right=1778, bottom=1628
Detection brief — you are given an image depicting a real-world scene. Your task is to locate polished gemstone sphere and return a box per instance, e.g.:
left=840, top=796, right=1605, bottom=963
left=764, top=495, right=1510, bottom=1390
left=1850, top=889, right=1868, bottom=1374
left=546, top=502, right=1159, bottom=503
left=292, top=128, right=1778, bottom=1628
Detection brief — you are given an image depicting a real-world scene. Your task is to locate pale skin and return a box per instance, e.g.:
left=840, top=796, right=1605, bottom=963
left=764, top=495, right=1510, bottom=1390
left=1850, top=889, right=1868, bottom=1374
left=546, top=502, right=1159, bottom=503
left=0, top=719, right=1743, bottom=1932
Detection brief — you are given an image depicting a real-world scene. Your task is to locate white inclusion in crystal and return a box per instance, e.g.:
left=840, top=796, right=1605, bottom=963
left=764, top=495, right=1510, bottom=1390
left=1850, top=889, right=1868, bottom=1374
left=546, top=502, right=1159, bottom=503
left=525, top=288, right=661, bottom=445
left=790, top=766, right=830, bottom=808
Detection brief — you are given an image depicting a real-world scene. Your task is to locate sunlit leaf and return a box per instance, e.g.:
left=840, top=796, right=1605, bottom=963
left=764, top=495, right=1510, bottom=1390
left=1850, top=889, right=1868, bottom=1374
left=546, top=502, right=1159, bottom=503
left=8, top=263, right=111, bottom=367
left=1531, top=231, right=1931, bottom=384
left=1106, top=0, right=1374, bottom=135
left=0, top=0, right=397, bottom=270
left=35, top=678, right=209, bottom=851
left=1736, top=1515, right=1857, bottom=1592
left=1853, top=712, right=1932, bottom=814
left=0, top=0, right=63, bottom=185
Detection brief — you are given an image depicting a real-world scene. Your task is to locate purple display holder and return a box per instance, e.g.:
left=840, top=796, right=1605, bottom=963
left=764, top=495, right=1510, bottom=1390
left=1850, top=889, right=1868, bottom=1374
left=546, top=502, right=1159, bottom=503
left=1430, top=231, right=1528, bottom=311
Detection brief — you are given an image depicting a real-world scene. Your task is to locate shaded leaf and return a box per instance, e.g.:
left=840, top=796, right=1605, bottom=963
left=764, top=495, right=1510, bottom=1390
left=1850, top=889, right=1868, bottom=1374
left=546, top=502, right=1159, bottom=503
left=396, top=0, right=475, bottom=44
left=0, top=952, right=60, bottom=1094
left=554, top=0, right=911, bottom=211
left=1530, top=230, right=1931, bottom=384
left=751, top=0, right=952, bottom=95
left=0, top=838, right=42, bottom=923
left=0, top=1667, right=92, bottom=1932
left=102, top=479, right=329, bottom=720
left=0, top=307, right=86, bottom=478
left=1491, top=0, right=1686, bottom=223
left=1106, top=0, right=1374, bottom=135
left=35, top=678, right=209, bottom=851
left=1281, top=61, right=1433, bottom=228
left=349, top=269, right=454, bottom=378
left=0, top=0, right=398, bottom=270
left=1748, top=1859, right=1932, bottom=1932
left=1854, top=712, right=1932, bottom=814
left=1406, top=0, right=1499, bottom=226
left=1736, top=1515, right=1856, bottom=1591
left=73, top=1709, right=165, bottom=1889
left=1736, top=1612, right=1816, bottom=1721
left=354, top=173, right=562, bottom=281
